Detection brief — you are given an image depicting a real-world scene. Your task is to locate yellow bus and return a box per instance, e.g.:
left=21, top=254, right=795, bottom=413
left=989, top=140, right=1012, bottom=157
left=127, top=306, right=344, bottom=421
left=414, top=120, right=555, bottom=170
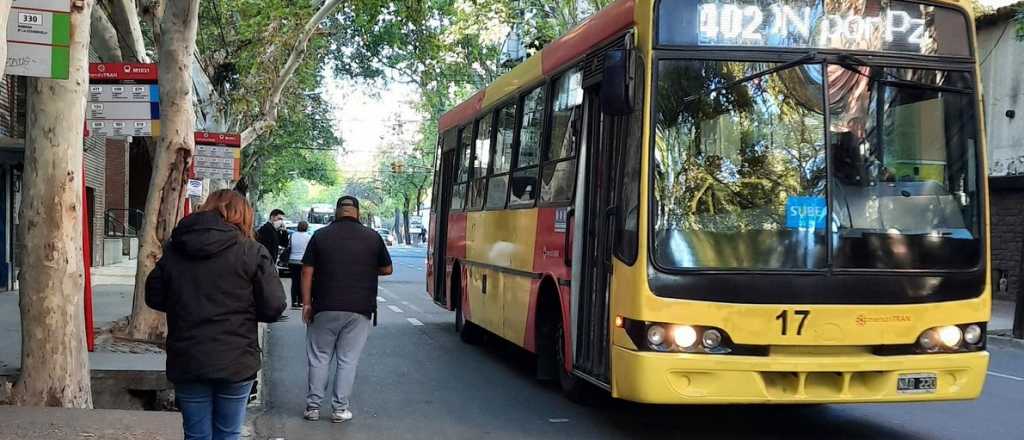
left=427, top=0, right=990, bottom=404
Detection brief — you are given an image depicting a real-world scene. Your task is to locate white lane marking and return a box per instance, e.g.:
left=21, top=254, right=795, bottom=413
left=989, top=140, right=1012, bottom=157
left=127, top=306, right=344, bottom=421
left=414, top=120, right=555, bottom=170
left=988, top=371, right=1024, bottom=381
left=407, top=318, right=424, bottom=326
left=379, top=287, right=399, bottom=300
left=387, top=305, right=404, bottom=313
left=377, top=297, right=387, bottom=303
left=401, top=301, right=423, bottom=313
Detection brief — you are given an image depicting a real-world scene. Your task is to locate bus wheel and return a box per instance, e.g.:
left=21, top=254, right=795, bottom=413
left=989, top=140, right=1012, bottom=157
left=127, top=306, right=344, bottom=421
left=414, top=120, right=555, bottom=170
left=553, top=316, right=600, bottom=404
left=538, top=302, right=601, bottom=404
left=453, top=271, right=484, bottom=344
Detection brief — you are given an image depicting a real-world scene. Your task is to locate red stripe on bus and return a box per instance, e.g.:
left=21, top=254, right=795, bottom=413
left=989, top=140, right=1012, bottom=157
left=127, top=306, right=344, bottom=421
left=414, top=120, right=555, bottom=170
left=446, top=212, right=468, bottom=260
left=541, top=0, right=635, bottom=76
left=532, top=208, right=571, bottom=279
left=438, top=90, right=486, bottom=133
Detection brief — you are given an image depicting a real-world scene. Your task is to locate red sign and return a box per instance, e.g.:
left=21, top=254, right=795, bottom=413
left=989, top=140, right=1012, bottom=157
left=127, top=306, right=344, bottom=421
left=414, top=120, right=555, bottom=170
left=89, top=63, right=158, bottom=82
left=195, top=132, right=242, bottom=147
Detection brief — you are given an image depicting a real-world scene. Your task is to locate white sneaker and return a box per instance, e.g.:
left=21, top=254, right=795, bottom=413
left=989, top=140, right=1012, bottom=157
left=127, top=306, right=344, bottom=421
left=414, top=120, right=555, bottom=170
left=303, top=408, right=320, bottom=421
left=331, top=409, right=353, bottom=423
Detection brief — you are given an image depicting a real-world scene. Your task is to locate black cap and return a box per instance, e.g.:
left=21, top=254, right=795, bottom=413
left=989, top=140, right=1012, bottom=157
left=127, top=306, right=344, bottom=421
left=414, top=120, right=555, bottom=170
left=337, top=196, right=360, bottom=210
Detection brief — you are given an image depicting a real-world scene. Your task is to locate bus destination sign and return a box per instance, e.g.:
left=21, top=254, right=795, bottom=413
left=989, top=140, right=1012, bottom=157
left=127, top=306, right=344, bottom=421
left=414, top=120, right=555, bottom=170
left=698, top=3, right=924, bottom=50
left=659, top=0, right=971, bottom=57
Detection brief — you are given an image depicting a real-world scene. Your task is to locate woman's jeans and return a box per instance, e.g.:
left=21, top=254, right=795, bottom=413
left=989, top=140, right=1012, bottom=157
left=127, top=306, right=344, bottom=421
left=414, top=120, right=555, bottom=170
left=175, top=380, right=254, bottom=440
left=289, top=262, right=304, bottom=306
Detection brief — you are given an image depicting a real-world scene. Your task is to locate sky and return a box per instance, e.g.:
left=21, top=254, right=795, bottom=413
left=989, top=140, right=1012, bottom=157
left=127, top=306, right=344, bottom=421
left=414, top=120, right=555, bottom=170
left=324, top=75, right=423, bottom=179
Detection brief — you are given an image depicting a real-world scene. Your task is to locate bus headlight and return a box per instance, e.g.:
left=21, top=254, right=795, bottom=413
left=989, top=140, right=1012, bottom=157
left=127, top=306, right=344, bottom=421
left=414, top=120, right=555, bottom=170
left=909, top=324, right=985, bottom=354
left=702, top=329, right=723, bottom=349
left=918, top=329, right=940, bottom=351
left=964, top=324, right=983, bottom=345
left=647, top=325, right=667, bottom=348
left=937, top=325, right=963, bottom=349
left=619, top=318, right=766, bottom=355
left=672, top=325, right=698, bottom=349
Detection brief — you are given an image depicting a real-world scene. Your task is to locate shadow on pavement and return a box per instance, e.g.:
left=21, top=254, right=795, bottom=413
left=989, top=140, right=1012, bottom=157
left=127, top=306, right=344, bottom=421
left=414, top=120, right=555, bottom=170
left=467, top=329, right=928, bottom=440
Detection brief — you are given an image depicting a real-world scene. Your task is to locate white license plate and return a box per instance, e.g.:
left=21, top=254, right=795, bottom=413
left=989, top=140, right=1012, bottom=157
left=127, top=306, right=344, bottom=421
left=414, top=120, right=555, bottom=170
left=897, top=373, right=937, bottom=394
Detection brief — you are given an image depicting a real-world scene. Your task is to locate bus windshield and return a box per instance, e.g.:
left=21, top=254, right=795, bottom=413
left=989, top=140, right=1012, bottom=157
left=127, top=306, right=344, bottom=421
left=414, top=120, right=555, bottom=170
left=652, top=60, right=981, bottom=271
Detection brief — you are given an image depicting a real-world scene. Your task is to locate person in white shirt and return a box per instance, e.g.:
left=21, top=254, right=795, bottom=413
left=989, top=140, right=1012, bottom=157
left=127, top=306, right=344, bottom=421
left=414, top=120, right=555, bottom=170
left=288, top=221, right=314, bottom=308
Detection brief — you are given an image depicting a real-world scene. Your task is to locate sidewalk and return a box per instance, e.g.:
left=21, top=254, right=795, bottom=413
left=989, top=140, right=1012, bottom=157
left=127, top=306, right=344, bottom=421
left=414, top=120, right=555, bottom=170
left=0, top=406, right=181, bottom=440
left=991, top=298, right=1016, bottom=332
left=1, top=260, right=170, bottom=409
left=0, top=260, right=148, bottom=376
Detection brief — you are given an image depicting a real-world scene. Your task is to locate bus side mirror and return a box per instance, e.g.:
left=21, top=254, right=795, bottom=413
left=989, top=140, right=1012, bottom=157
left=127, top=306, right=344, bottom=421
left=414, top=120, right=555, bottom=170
left=601, top=48, right=633, bottom=116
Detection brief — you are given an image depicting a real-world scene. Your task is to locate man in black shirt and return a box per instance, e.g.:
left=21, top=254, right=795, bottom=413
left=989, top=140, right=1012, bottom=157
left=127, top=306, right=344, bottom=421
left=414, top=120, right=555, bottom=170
left=300, top=196, right=392, bottom=423
left=257, top=208, right=287, bottom=264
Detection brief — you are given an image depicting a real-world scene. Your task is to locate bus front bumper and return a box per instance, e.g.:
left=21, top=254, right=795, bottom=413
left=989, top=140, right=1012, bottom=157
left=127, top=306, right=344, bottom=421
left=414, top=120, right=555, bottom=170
left=611, top=346, right=989, bottom=404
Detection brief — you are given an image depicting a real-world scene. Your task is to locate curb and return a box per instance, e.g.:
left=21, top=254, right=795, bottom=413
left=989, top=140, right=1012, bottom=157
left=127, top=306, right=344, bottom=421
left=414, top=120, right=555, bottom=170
left=987, top=331, right=1024, bottom=350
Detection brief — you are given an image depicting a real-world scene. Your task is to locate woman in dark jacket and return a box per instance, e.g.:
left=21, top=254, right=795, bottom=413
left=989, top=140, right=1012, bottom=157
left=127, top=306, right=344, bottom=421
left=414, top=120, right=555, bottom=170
left=146, top=189, right=286, bottom=440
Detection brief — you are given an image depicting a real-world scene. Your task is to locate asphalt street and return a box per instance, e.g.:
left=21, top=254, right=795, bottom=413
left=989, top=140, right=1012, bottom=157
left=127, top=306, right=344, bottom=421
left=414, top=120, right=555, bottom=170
left=253, top=246, right=1024, bottom=440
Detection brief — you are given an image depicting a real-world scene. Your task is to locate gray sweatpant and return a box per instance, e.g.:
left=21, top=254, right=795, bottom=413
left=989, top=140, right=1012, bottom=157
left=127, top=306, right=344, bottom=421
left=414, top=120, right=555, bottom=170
left=306, top=311, right=371, bottom=411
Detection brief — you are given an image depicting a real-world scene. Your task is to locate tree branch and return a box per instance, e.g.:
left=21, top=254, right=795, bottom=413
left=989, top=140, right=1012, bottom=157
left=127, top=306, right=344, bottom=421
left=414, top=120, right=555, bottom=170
left=103, top=0, right=150, bottom=62
left=91, top=5, right=123, bottom=62
left=240, top=0, right=345, bottom=147
left=138, top=0, right=163, bottom=49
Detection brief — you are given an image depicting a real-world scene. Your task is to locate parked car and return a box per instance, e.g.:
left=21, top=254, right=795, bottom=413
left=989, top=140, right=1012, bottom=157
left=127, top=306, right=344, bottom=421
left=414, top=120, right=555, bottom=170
left=276, top=225, right=326, bottom=276
left=376, top=228, right=395, bottom=246
left=277, top=229, right=294, bottom=277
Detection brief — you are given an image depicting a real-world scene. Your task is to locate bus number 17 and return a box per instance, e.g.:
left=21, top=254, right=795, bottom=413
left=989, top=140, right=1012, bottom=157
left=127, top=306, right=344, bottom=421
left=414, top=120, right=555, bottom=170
left=776, top=310, right=811, bottom=336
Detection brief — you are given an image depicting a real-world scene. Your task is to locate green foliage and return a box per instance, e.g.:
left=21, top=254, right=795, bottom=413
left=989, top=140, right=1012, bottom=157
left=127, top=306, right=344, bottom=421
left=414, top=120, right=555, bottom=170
left=969, top=0, right=994, bottom=17
left=242, top=93, right=341, bottom=206
left=512, top=0, right=616, bottom=50
left=1016, top=6, right=1024, bottom=41
left=202, top=0, right=621, bottom=209
left=198, top=0, right=330, bottom=125
left=197, top=0, right=339, bottom=202
left=262, top=179, right=345, bottom=222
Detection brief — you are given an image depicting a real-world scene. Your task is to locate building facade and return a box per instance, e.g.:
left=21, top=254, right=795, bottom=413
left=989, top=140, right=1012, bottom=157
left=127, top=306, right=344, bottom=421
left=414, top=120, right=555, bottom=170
left=978, top=4, right=1024, bottom=300
left=0, top=60, right=133, bottom=290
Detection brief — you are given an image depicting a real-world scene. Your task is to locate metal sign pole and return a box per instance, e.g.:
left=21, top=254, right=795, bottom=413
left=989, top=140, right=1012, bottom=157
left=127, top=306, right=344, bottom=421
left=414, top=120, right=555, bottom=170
left=1014, top=235, right=1024, bottom=339
left=82, top=165, right=94, bottom=352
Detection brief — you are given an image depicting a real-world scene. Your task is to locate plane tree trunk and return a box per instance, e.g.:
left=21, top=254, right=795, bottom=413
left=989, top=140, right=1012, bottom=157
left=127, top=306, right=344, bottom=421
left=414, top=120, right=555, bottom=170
left=10, top=0, right=94, bottom=408
left=0, top=0, right=11, bottom=76
left=124, top=0, right=200, bottom=341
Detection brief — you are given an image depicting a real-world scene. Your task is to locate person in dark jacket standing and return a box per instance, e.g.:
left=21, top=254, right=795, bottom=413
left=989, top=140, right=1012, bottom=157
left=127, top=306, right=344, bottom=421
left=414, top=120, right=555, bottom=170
left=257, top=208, right=287, bottom=264
left=146, top=189, right=286, bottom=440
left=301, top=196, right=392, bottom=423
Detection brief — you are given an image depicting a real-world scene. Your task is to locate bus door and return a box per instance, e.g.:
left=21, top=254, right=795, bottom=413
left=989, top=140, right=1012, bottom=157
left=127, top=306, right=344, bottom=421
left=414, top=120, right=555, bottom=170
left=570, top=90, right=622, bottom=385
left=432, top=149, right=457, bottom=307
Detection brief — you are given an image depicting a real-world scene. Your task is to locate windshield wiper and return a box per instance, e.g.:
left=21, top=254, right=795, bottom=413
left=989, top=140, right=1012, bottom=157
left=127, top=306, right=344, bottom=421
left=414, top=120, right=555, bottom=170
left=833, top=53, right=973, bottom=94
left=683, top=52, right=821, bottom=104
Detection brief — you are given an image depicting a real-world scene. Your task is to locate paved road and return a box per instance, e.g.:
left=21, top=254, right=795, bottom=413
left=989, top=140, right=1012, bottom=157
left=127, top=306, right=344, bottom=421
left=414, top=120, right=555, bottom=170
left=254, top=246, right=1024, bottom=439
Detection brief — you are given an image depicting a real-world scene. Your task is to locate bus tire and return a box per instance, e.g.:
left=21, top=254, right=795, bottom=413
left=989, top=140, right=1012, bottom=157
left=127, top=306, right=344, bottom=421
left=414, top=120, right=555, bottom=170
left=554, top=314, right=604, bottom=404
left=536, top=284, right=601, bottom=404
left=452, top=266, right=484, bottom=344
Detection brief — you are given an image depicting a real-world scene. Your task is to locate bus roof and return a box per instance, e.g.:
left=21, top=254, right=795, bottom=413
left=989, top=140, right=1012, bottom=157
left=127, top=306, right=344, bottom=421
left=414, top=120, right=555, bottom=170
left=438, top=0, right=636, bottom=133
left=438, top=0, right=975, bottom=135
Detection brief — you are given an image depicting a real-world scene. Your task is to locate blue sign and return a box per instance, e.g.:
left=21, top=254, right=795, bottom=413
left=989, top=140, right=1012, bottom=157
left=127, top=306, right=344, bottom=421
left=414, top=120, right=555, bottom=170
left=785, top=196, right=826, bottom=230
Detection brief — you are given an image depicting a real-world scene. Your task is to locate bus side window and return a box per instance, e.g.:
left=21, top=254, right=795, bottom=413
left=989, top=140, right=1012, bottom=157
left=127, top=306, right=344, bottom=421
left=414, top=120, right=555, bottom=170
left=510, top=86, right=545, bottom=208
left=540, top=68, right=583, bottom=205
left=452, top=125, right=473, bottom=211
left=614, top=58, right=644, bottom=265
left=468, top=114, right=493, bottom=211
left=437, top=129, right=454, bottom=214
left=487, top=103, right=517, bottom=210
